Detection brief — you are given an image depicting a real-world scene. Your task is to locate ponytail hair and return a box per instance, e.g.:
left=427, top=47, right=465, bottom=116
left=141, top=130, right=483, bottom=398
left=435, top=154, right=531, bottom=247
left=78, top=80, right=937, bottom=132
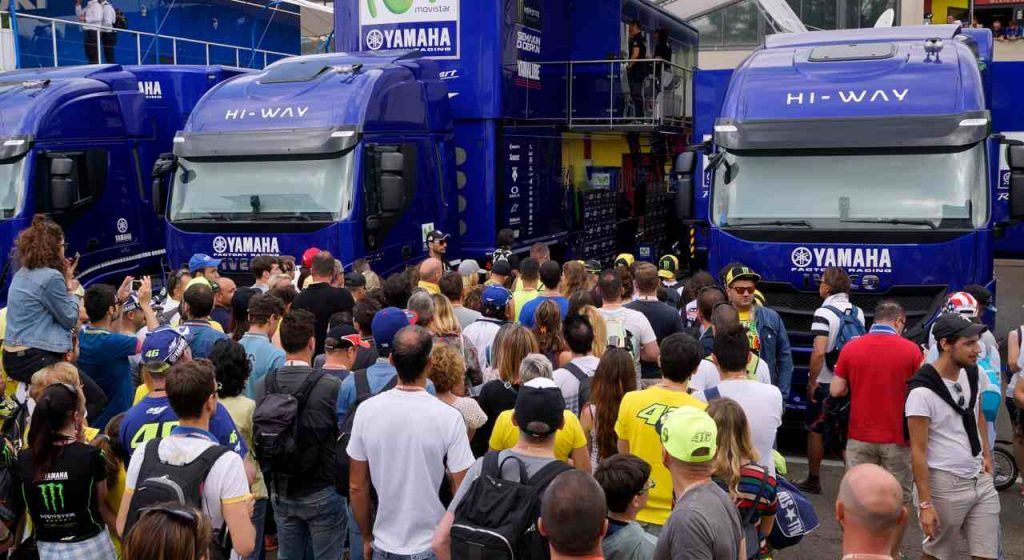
left=29, top=383, right=80, bottom=483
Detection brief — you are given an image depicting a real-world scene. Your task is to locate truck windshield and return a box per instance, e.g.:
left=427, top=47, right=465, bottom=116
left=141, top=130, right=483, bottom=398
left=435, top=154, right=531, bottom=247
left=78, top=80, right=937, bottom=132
left=712, top=143, right=987, bottom=229
left=0, top=159, right=25, bottom=219
left=169, top=154, right=354, bottom=222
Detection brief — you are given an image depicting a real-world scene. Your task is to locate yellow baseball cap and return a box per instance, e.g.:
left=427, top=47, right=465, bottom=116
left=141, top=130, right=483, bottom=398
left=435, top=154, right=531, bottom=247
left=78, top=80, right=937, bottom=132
left=614, top=253, right=635, bottom=268
left=659, top=406, right=718, bottom=463
left=185, top=276, right=218, bottom=293
left=658, top=255, right=679, bottom=280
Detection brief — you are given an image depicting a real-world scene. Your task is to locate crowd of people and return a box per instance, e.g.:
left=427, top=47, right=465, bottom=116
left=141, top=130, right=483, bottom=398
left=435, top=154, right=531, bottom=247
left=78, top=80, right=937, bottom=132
left=0, top=215, right=1015, bottom=560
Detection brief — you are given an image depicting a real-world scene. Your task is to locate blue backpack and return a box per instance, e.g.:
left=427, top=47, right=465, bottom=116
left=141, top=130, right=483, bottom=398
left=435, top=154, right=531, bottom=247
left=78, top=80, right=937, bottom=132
left=769, top=476, right=819, bottom=549
left=824, top=305, right=866, bottom=369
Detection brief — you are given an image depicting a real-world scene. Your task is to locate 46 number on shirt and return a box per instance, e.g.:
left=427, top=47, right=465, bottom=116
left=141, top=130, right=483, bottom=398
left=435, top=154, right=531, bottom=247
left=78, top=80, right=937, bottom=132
left=130, top=421, right=180, bottom=448
left=636, top=404, right=678, bottom=427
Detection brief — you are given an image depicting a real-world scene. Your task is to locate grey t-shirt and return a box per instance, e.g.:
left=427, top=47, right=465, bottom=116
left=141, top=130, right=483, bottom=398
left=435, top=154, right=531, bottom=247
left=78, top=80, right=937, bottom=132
left=454, top=306, right=483, bottom=331
left=448, top=450, right=557, bottom=513
left=654, top=480, right=744, bottom=560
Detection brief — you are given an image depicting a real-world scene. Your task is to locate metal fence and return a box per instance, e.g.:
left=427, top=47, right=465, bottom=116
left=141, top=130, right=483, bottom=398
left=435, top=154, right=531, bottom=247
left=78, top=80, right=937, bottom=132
left=521, top=58, right=693, bottom=131
left=0, top=11, right=293, bottom=70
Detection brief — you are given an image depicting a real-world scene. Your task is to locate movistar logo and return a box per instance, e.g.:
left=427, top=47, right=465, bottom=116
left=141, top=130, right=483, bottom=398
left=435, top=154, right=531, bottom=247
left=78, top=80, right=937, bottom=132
left=366, top=0, right=416, bottom=17
left=39, top=482, right=65, bottom=512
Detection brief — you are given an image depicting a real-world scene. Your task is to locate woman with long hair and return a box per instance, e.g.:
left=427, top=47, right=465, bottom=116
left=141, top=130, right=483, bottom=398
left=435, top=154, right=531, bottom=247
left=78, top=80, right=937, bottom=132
left=209, top=339, right=269, bottom=560
left=707, top=397, right=777, bottom=560
left=561, top=260, right=589, bottom=298
left=15, top=383, right=117, bottom=558
left=532, top=300, right=566, bottom=368
left=580, top=348, right=636, bottom=470
left=428, top=294, right=482, bottom=388
left=471, top=324, right=538, bottom=456
left=427, top=342, right=486, bottom=439
left=123, top=504, right=212, bottom=560
left=3, top=215, right=82, bottom=386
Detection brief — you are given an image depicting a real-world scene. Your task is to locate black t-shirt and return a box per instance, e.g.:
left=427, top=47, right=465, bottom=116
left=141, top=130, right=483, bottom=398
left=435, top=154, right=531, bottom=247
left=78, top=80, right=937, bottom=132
left=471, top=380, right=519, bottom=457
left=628, top=33, right=649, bottom=81
left=654, top=42, right=672, bottom=62
left=14, top=442, right=107, bottom=543
left=627, top=299, right=683, bottom=377
left=293, top=283, right=356, bottom=355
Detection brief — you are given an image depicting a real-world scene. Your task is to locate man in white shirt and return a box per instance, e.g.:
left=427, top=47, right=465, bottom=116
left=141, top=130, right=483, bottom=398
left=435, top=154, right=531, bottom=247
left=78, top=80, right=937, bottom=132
left=462, top=285, right=512, bottom=379
left=800, top=267, right=864, bottom=495
left=906, top=313, right=998, bottom=560
left=596, top=270, right=658, bottom=386
left=348, top=326, right=475, bottom=560
left=100, top=0, right=117, bottom=62
left=75, top=0, right=104, bottom=63
left=117, top=360, right=255, bottom=559
left=553, top=314, right=600, bottom=416
left=696, top=325, right=783, bottom=475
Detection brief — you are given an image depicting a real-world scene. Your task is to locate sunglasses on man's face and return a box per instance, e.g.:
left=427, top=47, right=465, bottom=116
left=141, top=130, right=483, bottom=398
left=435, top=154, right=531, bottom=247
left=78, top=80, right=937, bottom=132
left=731, top=286, right=756, bottom=295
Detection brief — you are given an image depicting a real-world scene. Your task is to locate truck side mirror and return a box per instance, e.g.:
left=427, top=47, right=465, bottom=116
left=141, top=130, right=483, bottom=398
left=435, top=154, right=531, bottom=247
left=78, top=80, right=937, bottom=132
left=49, top=157, right=76, bottom=211
left=150, top=153, right=177, bottom=215
left=673, top=152, right=696, bottom=220
left=1009, top=145, right=1024, bottom=220
left=379, top=152, right=405, bottom=213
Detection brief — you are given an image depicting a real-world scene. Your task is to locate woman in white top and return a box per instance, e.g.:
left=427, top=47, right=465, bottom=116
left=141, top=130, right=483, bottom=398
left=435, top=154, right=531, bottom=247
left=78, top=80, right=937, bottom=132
left=428, top=342, right=486, bottom=439
left=580, top=348, right=637, bottom=472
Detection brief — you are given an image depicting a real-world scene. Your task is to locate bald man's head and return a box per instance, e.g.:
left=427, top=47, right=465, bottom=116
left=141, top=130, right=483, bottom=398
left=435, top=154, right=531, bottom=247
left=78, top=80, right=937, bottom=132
left=837, top=464, right=904, bottom=533
left=420, top=258, right=443, bottom=284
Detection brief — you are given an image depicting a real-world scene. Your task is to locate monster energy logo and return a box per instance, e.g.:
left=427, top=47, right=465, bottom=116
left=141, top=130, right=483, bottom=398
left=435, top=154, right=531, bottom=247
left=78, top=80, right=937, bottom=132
left=39, top=482, right=65, bottom=512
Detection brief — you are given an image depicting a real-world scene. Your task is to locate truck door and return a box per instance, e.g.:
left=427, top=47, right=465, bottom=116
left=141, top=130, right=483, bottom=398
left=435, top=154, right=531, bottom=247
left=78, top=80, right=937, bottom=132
left=361, top=138, right=436, bottom=272
left=36, top=144, right=148, bottom=284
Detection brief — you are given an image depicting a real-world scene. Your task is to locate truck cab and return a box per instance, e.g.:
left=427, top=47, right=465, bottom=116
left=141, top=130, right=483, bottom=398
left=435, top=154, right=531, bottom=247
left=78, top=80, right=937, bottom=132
left=0, top=64, right=243, bottom=301
left=164, top=52, right=456, bottom=276
left=690, top=25, right=995, bottom=407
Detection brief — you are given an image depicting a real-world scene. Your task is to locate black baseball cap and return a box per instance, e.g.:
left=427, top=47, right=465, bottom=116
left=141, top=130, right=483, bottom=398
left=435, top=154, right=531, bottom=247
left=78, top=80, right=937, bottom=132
left=344, top=271, right=366, bottom=288
left=931, top=313, right=987, bottom=341
left=325, top=323, right=369, bottom=351
left=584, top=259, right=602, bottom=274
left=491, top=260, right=512, bottom=276
left=426, top=230, right=450, bottom=243
left=514, top=378, right=565, bottom=438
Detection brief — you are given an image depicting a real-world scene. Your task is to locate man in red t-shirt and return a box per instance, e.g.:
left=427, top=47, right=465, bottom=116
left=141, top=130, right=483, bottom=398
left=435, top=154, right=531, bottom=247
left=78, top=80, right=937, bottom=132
left=831, top=300, right=922, bottom=558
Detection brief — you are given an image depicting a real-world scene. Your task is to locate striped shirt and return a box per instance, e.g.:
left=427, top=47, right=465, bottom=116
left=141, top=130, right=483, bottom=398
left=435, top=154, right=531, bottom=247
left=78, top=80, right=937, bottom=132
left=725, top=463, right=778, bottom=560
left=811, top=293, right=865, bottom=384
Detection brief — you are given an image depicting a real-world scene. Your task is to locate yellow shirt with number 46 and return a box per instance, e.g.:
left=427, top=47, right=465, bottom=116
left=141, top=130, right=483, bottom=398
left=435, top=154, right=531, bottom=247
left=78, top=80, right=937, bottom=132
left=614, top=386, right=706, bottom=526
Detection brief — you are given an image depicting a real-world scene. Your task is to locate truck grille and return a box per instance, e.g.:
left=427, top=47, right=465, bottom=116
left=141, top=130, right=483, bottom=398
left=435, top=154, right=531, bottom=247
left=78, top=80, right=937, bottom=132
left=757, top=282, right=948, bottom=359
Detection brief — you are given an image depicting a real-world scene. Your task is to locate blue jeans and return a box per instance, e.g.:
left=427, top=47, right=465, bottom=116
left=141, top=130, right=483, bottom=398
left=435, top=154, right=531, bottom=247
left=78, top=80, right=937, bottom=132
left=372, top=549, right=437, bottom=560
left=271, top=487, right=346, bottom=560
left=245, top=498, right=268, bottom=560
left=347, top=502, right=362, bottom=560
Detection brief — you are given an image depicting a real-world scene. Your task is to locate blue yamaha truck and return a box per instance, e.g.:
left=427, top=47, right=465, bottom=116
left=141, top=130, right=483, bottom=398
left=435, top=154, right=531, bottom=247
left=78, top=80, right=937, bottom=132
left=164, top=0, right=699, bottom=275
left=680, top=24, right=999, bottom=408
left=0, top=64, right=244, bottom=304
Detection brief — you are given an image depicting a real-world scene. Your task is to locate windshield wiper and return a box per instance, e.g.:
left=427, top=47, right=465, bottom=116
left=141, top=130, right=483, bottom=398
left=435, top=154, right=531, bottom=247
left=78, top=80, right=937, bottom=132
left=174, top=212, right=236, bottom=222
left=728, top=220, right=813, bottom=228
left=840, top=218, right=938, bottom=229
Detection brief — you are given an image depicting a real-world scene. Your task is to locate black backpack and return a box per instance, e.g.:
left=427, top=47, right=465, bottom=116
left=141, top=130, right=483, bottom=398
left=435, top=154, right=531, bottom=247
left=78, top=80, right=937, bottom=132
left=563, top=362, right=591, bottom=411
left=253, top=370, right=325, bottom=479
left=124, top=438, right=232, bottom=557
left=335, top=369, right=397, bottom=496
left=450, top=452, right=572, bottom=560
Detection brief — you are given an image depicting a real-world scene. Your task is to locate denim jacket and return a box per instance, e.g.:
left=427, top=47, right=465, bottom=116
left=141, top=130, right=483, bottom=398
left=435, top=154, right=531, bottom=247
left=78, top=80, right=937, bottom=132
left=5, top=267, right=79, bottom=353
left=755, top=305, right=794, bottom=399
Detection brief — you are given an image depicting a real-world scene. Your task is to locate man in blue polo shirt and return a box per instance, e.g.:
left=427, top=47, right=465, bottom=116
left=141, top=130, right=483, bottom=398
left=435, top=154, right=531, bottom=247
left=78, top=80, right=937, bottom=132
left=335, top=307, right=436, bottom=426
left=119, top=326, right=248, bottom=465
left=79, top=277, right=158, bottom=429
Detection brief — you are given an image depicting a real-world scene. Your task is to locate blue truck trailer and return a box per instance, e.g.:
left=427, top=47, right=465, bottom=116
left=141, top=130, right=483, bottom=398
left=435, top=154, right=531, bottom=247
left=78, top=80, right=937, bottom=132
left=682, top=24, right=999, bottom=408
left=163, top=0, right=699, bottom=276
left=0, top=64, right=244, bottom=304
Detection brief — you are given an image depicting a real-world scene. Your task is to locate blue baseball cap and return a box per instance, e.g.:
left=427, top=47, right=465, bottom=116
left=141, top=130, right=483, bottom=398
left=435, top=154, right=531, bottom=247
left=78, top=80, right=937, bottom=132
left=122, top=293, right=141, bottom=313
left=188, top=253, right=222, bottom=274
left=371, top=307, right=416, bottom=353
left=482, top=285, right=512, bottom=307
left=141, top=326, right=190, bottom=372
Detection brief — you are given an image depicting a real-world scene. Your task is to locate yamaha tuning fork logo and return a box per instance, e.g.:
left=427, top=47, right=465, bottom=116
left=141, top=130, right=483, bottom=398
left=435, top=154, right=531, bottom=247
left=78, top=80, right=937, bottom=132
left=360, top=0, right=460, bottom=59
